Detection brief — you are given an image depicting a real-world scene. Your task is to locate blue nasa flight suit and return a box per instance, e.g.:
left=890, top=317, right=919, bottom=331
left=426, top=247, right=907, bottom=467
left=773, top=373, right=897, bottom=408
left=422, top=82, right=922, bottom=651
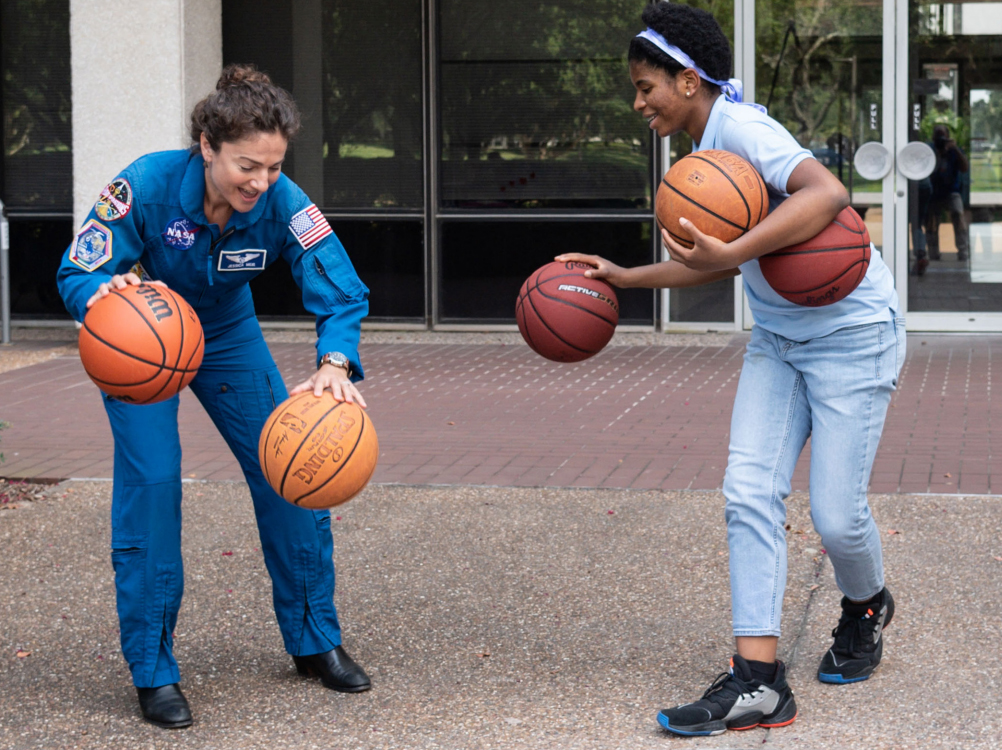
left=57, top=149, right=369, bottom=688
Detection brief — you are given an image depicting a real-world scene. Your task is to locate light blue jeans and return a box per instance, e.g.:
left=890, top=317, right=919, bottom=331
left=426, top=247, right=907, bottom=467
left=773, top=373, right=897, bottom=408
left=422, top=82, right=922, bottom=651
left=723, top=318, right=906, bottom=637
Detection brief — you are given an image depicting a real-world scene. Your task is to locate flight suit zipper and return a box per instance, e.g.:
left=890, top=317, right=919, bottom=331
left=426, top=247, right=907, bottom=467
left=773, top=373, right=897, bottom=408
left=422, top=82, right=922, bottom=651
left=198, top=226, right=236, bottom=303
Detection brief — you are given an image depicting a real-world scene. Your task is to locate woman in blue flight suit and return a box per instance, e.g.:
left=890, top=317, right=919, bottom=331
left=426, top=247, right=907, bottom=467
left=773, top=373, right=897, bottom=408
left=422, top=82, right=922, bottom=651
left=57, top=65, right=371, bottom=729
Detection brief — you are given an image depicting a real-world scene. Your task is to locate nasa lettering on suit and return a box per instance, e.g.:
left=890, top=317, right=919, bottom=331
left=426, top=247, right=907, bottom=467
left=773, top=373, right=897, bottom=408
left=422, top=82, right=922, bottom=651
left=56, top=149, right=370, bottom=688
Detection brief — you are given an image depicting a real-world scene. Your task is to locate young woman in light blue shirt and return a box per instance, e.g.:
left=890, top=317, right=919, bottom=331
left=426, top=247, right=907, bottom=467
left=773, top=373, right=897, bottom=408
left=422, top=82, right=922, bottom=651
left=558, top=1, right=904, bottom=737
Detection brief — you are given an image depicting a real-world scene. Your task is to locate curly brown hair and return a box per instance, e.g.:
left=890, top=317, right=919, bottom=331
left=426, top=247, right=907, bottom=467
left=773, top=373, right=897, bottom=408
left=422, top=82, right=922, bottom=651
left=189, top=64, right=301, bottom=151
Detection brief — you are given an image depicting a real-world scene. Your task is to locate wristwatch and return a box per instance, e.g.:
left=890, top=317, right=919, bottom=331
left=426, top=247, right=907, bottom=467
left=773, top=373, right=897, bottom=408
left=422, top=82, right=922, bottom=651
left=319, top=351, right=351, bottom=375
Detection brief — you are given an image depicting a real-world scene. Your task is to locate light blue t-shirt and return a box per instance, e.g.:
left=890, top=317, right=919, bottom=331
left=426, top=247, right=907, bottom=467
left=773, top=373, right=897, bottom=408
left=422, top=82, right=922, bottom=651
left=694, top=96, right=899, bottom=341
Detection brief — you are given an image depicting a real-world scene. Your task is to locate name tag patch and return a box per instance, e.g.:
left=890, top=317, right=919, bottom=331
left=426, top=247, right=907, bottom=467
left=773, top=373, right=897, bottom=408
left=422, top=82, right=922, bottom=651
left=218, top=249, right=267, bottom=271
left=69, top=220, right=113, bottom=272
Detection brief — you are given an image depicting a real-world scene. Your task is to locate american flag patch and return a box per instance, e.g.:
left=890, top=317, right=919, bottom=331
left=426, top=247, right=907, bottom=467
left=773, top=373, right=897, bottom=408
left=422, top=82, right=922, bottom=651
left=289, top=204, right=333, bottom=250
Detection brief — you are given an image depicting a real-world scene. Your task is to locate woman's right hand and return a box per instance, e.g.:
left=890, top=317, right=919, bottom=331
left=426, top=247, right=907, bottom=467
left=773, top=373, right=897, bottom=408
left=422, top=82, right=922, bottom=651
left=85, top=273, right=164, bottom=308
left=553, top=253, right=627, bottom=288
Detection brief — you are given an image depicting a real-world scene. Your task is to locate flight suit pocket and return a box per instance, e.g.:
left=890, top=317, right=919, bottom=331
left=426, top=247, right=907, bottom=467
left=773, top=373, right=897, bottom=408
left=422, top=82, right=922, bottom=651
left=307, top=245, right=369, bottom=308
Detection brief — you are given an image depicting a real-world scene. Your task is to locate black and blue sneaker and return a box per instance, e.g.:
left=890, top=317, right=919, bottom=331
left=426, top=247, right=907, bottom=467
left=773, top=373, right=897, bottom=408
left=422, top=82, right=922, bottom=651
left=818, top=587, right=895, bottom=684
left=657, top=655, right=798, bottom=736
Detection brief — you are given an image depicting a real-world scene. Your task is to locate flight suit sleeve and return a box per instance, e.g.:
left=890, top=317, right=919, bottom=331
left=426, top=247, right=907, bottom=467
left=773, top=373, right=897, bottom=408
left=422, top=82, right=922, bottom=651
left=56, top=171, right=148, bottom=322
left=281, top=200, right=370, bottom=381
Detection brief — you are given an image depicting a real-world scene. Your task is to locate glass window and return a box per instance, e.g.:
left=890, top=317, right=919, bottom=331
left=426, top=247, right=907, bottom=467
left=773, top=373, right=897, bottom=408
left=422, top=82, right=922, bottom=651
left=1, top=0, right=72, bottom=210
left=438, top=0, right=652, bottom=210
left=908, top=0, right=1002, bottom=311
left=7, top=219, right=72, bottom=317
left=251, top=221, right=424, bottom=320
left=665, top=0, right=735, bottom=324
left=321, top=0, right=424, bottom=208
left=333, top=220, right=424, bottom=319
left=439, top=220, right=654, bottom=322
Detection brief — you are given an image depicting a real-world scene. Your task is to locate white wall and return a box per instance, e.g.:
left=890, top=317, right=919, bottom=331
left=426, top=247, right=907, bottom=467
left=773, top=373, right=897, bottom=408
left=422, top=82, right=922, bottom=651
left=70, top=0, right=221, bottom=227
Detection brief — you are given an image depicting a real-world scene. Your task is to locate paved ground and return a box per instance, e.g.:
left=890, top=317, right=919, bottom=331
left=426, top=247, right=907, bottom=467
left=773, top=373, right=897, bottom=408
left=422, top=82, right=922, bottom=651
left=1, top=328, right=1001, bottom=749
left=0, top=330, right=998, bottom=494
left=3, top=482, right=1001, bottom=750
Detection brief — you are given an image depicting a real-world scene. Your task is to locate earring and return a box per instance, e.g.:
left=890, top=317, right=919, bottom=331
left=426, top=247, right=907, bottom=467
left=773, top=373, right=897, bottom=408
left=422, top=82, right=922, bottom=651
left=686, top=91, right=692, bottom=97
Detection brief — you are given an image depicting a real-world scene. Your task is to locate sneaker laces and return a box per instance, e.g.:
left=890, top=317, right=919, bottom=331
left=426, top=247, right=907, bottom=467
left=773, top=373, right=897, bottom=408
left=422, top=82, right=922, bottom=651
left=830, top=606, right=879, bottom=658
left=700, top=668, right=752, bottom=711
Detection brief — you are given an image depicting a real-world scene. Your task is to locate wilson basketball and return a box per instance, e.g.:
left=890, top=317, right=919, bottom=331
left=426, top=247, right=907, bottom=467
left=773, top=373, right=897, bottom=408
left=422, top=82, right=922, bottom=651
left=259, top=393, right=378, bottom=509
left=79, top=283, right=204, bottom=404
left=516, top=261, right=619, bottom=363
left=759, top=207, right=871, bottom=307
left=656, top=149, right=768, bottom=248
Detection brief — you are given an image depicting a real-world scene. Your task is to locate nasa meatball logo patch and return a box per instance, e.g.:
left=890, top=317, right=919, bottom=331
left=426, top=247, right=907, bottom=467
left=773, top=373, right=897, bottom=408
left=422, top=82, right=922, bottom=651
left=69, top=220, right=113, bottom=272
left=162, top=217, right=200, bottom=250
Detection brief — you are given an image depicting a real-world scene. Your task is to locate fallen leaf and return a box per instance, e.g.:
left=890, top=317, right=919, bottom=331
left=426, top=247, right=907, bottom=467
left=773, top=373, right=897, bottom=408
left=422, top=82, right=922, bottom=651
left=221, top=551, right=234, bottom=556
left=944, top=473, right=952, bottom=478
left=887, top=529, right=901, bottom=535
left=478, top=651, right=491, bottom=658
left=188, top=473, right=197, bottom=478
left=994, top=556, right=1002, bottom=562
left=607, top=510, right=615, bottom=515
left=809, top=584, right=821, bottom=591
left=16, top=650, right=31, bottom=658
left=447, top=421, right=455, bottom=425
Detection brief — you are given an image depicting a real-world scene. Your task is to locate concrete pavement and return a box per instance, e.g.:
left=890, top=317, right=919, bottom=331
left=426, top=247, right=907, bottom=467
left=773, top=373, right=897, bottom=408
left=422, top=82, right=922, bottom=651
left=2, top=481, right=1000, bottom=749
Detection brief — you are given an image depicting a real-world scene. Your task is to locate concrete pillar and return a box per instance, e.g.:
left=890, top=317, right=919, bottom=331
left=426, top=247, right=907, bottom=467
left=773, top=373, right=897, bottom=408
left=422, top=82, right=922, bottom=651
left=70, top=0, right=222, bottom=227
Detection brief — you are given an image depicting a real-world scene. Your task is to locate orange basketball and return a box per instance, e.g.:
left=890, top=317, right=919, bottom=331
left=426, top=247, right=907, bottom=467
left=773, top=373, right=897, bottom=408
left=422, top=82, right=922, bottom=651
left=79, top=283, right=204, bottom=404
left=759, top=206, right=871, bottom=306
left=259, top=392, right=378, bottom=509
left=516, top=261, right=619, bottom=363
left=656, top=150, right=768, bottom=248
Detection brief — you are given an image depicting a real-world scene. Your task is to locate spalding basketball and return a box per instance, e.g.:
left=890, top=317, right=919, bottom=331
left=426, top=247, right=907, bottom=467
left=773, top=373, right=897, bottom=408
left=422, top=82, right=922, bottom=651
left=656, top=150, right=768, bottom=248
left=516, top=261, right=619, bottom=363
left=79, top=283, right=204, bottom=404
left=759, top=207, right=871, bottom=307
left=259, top=393, right=378, bottom=509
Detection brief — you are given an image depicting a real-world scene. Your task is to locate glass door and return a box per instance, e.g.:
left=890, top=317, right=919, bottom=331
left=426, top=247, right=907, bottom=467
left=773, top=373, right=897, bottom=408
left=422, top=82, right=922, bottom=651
left=752, top=0, right=898, bottom=329
left=899, top=0, right=1002, bottom=329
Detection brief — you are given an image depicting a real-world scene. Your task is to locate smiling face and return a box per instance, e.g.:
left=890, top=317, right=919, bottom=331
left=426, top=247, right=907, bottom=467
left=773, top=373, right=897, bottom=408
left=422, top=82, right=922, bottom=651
left=630, top=60, right=703, bottom=140
left=201, top=130, right=287, bottom=215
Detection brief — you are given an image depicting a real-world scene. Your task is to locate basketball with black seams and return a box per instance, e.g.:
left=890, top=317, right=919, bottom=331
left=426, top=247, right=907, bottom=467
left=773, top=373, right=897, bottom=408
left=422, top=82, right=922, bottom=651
left=516, top=261, right=619, bottom=363
left=759, top=206, right=871, bottom=306
left=656, top=149, right=768, bottom=248
left=259, top=392, right=379, bottom=509
left=79, top=283, right=204, bottom=404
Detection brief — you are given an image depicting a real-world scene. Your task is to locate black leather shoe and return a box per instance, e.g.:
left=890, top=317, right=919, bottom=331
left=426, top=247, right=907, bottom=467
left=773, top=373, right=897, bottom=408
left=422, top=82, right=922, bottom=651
left=293, top=646, right=371, bottom=692
left=136, top=683, right=193, bottom=728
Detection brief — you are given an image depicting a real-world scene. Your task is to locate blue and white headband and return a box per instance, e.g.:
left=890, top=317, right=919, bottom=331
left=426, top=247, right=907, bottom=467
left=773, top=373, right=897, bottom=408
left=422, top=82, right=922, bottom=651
left=636, top=28, right=766, bottom=113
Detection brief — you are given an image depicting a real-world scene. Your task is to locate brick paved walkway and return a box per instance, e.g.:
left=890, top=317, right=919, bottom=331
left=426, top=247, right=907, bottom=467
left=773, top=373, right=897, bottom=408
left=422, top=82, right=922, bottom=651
left=0, top=334, right=995, bottom=494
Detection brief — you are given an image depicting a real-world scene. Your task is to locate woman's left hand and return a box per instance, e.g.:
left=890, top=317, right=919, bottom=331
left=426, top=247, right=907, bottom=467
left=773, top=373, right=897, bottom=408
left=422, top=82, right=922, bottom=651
left=290, top=364, right=368, bottom=408
left=662, top=219, right=746, bottom=273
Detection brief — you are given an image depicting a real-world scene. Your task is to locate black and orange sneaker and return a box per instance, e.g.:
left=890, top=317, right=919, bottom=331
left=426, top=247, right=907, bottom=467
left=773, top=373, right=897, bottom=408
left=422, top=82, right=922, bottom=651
left=657, top=655, right=798, bottom=737
left=818, top=587, right=894, bottom=684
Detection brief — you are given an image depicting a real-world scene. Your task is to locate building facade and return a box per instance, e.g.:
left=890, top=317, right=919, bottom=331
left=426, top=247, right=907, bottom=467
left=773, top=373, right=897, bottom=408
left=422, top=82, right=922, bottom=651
left=2, top=0, right=1000, bottom=331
